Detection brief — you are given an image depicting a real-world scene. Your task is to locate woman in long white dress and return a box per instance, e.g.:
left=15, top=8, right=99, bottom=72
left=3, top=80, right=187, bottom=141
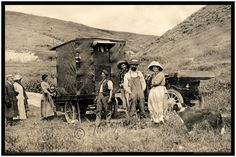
left=13, top=74, right=27, bottom=120
left=148, top=61, right=168, bottom=124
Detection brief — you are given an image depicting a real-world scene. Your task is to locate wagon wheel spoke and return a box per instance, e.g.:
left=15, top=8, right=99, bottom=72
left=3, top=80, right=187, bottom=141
left=167, top=89, right=184, bottom=106
left=66, top=107, right=72, bottom=112
left=65, top=101, right=77, bottom=123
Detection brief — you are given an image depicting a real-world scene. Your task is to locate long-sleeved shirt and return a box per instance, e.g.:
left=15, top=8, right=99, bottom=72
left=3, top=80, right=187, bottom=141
left=41, top=81, right=51, bottom=95
left=118, top=68, right=129, bottom=85
left=123, top=70, right=146, bottom=94
left=151, top=72, right=166, bottom=87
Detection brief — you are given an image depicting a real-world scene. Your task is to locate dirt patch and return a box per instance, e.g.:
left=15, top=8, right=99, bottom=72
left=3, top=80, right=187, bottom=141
left=26, top=92, right=42, bottom=107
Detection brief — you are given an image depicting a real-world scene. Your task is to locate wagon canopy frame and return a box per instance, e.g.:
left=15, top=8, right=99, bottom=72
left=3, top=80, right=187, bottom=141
left=50, top=37, right=125, bottom=51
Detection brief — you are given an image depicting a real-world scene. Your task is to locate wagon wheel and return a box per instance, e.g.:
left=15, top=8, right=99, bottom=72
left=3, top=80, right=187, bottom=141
left=167, top=89, right=184, bottom=107
left=64, top=101, right=77, bottom=123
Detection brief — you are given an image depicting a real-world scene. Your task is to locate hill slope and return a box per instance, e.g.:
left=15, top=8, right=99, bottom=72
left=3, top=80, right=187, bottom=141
left=135, top=5, right=231, bottom=75
left=5, top=11, right=158, bottom=59
left=5, top=5, right=231, bottom=77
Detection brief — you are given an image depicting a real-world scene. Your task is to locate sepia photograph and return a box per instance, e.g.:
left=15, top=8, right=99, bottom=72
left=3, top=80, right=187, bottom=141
left=2, top=1, right=234, bottom=155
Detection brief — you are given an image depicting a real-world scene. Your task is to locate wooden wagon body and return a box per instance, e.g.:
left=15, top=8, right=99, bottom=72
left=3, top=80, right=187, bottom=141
left=50, top=37, right=126, bottom=122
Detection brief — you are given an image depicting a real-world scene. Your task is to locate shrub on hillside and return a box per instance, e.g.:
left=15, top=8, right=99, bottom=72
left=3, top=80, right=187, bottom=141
left=24, top=80, right=41, bottom=93
left=203, top=78, right=231, bottom=115
left=197, top=48, right=230, bottom=62
left=6, top=50, right=39, bottom=63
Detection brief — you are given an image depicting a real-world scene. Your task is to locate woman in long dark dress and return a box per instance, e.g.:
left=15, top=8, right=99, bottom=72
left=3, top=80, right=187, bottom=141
left=40, top=74, right=55, bottom=119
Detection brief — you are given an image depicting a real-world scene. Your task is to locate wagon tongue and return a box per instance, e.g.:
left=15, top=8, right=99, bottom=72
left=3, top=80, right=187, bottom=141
left=176, top=70, right=215, bottom=80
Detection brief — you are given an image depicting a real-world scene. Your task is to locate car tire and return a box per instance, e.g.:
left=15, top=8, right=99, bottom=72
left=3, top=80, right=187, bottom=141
left=167, top=88, right=184, bottom=106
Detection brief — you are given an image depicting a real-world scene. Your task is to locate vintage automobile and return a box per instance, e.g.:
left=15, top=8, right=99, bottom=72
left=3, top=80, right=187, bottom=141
left=50, top=37, right=214, bottom=123
left=115, top=70, right=214, bottom=113
left=164, top=70, right=214, bottom=107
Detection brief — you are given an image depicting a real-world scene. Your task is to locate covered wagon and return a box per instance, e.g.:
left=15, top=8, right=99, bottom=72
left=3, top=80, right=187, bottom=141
left=50, top=37, right=126, bottom=123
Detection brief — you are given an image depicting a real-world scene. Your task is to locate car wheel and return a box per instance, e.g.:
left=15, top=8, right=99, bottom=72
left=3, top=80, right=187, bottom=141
left=167, top=89, right=184, bottom=106
left=65, top=101, right=77, bottom=123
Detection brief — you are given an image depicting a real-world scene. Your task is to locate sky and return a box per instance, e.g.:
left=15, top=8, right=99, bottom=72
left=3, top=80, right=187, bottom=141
left=5, top=5, right=204, bottom=36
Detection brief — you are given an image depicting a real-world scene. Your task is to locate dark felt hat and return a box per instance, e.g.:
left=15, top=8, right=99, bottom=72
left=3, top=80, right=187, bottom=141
left=102, top=69, right=109, bottom=76
left=117, top=60, right=129, bottom=69
left=42, top=74, right=48, bottom=81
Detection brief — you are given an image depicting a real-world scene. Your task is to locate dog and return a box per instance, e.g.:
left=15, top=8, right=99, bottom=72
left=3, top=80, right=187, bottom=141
left=173, top=103, right=225, bottom=135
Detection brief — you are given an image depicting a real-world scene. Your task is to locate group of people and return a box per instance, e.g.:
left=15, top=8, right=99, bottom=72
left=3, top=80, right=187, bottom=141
left=95, top=59, right=169, bottom=126
left=5, top=73, right=57, bottom=126
left=5, top=59, right=168, bottom=127
left=5, top=74, right=29, bottom=126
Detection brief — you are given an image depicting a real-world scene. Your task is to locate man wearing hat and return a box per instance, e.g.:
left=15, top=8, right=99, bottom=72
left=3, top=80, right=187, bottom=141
left=117, top=60, right=130, bottom=86
left=13, top=74, right=28, bottom=120
left=5, top=74, right=19, bottom=126
left=95, top=69, right=114, bottom=127
left=123, top=59, right=146, bottom=119
left=117, top=60, right=130, bottom=108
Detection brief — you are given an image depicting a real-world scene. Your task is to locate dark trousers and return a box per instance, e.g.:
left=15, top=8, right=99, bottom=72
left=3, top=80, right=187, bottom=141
left=6, top=117, right=14, bottom=126
left=95, top=93, right=112, bottom=127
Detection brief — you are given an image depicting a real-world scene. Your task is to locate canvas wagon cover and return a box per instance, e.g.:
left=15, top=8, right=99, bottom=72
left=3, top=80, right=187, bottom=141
left=51, top=38, right=126, bottom=96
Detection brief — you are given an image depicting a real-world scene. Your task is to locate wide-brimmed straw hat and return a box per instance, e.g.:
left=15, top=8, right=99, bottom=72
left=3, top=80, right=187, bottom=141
left=49, top=86, right=56, bottom=93
left=6, top=74, right=13, bottom=79
left=129, top=59, right=140, bottom=65
left=117, top=60, right=129, bottom=69
left=148, top=61, right=164, bottom=71
left=13, top=74, right=22, bottom=81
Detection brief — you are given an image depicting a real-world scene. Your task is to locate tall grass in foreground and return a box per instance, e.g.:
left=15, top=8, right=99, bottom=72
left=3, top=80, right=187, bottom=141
left=5, top=106, right=231, bottom=153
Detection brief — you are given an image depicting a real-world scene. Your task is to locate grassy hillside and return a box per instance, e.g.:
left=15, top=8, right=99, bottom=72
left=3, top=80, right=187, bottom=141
left=135, top=5, right=231, bottom=73
left=5, top=11, right=157, bottom=60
